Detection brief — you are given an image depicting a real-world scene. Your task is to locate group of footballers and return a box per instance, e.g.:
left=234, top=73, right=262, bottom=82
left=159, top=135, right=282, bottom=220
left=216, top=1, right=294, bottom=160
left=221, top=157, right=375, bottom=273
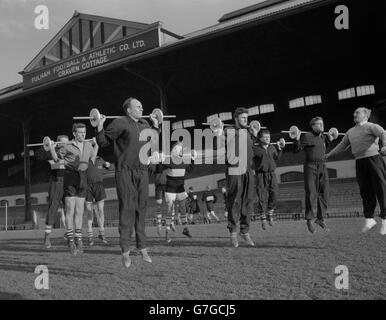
left=36, top=97, right=386, bottom=268
left=36, top=124, right=111, bottom=255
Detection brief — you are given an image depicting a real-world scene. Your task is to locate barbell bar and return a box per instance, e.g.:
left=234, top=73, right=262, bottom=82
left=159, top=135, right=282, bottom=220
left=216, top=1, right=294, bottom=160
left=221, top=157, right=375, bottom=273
left=27, top=137, right=94, bottom=151
left=269, top=138, right=294, bottom=148
left=203, top=117, right=266, bottom=133
left=73, top=108, right=176, bottom=128
left=281, top=125, right=346, bottom=140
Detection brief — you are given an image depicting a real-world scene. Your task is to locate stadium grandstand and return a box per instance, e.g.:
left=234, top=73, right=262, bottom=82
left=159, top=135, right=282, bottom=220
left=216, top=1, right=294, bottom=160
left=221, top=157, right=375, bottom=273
left=0, top=0, right=385, bottom=230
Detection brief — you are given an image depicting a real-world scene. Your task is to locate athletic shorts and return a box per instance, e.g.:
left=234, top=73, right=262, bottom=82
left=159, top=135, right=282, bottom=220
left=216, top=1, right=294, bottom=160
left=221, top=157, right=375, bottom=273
left=63, top=170, right=87, bottom=198
left=155, top=184, right=166, bottom=201
left=206, top=202, right=214, bottom=212
left=86, top=182, right=106, bottom=203
left=165, top=192, right=188, bottom=203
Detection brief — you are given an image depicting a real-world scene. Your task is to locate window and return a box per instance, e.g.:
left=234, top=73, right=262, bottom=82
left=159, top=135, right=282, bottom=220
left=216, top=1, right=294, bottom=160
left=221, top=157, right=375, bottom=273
left=104, top=23, right=122, bottom=43
left=15, top=198, right=25, bottom=206
left=81, top=19, right=91, bottom=51
left=183, top=120, right=195, bottom=128
left=219, top=112, right=232, bottom=121
left=248, top=106, right=259, bottom=116
left=206, top=114, right=219, bottom=123
left=21, top=150, right=34, bottom=157
left=31, top=197, right=38, bottom=205
left=289, top=98, right=305, bottom=109
left=259, top=104, right=275, bottom=114
left=71, top=22, right=81, bottom=54
left=338, top=88, right=356, bottom=100
left=172, top=121, right=183, bottom=130
left=305, top=95, right=322, bottom=106
left=356, top=85, right=375, bottom=97
left=2, top=154, right=15, bottom=161
left=0, top=200, right=8, bottom=207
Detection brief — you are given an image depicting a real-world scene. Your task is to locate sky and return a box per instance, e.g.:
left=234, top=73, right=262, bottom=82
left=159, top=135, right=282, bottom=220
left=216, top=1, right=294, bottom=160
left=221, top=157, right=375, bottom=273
left=0, top=0, right=263, bottom=89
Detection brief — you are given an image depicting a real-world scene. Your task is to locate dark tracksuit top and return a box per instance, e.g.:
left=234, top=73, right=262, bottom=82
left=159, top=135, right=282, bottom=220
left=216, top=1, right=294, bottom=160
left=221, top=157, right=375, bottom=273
left=293, top=131, right=330, bottom=220
left=223, top=126, right=257, bottom=234
left=252, top=143, right=282, bottom=213
left=95, top=116, right=159, bottom=252
left=202, top=191, right=217, bottom=212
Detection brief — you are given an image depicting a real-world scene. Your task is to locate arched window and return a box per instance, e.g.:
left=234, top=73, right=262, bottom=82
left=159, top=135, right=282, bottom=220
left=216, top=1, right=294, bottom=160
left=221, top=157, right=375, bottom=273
left=15, top=198, right=25, bottom=206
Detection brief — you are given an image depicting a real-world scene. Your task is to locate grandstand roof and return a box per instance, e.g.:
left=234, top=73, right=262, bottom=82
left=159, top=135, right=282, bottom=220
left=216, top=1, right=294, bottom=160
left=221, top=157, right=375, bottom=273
left=0, top=0, right=339, bottom=103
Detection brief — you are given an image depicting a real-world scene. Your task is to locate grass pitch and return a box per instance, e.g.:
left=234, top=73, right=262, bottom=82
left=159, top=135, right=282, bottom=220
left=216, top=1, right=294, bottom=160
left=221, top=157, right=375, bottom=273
left=0, top=218, right=385, bottom=300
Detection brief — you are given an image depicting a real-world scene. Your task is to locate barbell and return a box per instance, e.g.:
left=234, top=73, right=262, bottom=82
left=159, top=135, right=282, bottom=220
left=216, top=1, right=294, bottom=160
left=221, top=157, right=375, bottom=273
left=73, top=108, right=176, bottom=128
left=202, top=117, right=266, bottom=133
left=281, top=126, right=345, bottom=140
left=270, top=138, right=294, bottom=148
left=148, top=149, right=198, bottom=164
left=26, top=137, right=94, bottom=151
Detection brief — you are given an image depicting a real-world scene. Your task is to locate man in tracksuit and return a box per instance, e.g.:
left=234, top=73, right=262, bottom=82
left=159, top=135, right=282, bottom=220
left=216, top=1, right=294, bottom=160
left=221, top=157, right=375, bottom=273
left=201, top=185, right=219, bottom=223
left=252, top=129, right=282, bottom=230
left=96, top=97, right=159, bottom=268
left=326, top=107, right=386, bottom=235
left=293, top=116, right=333, bottom=233
left=221, top=107, right=258, bottom=247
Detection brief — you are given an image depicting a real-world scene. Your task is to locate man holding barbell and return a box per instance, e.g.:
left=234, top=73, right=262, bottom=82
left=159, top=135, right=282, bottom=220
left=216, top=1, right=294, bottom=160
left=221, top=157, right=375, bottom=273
left=159, top=141, right=195, bottom=242
left=62, top=124, right=97, bottom=254
left=96, top=97, right=159, bottom=268
left=326, top=107, right=386, bottom=235
left=252, top=129, right=283, bottom=230
left=35, top=135, right=69, bottom=249
left=221, top=107, right=258, bottom=247
left=293, top=117, right=334, bottom=233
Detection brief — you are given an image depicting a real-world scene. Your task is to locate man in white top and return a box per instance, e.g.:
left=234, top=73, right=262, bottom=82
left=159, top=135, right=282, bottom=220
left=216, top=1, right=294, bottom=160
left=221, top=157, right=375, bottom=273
left=326, top=108, right=386, bottom=235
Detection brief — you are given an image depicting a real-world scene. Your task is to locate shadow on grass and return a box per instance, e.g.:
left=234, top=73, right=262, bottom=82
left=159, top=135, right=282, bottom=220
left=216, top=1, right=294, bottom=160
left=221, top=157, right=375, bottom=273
left=0, top=291, right=28, bottom=300
left=0, top=261, right=115, bottom=278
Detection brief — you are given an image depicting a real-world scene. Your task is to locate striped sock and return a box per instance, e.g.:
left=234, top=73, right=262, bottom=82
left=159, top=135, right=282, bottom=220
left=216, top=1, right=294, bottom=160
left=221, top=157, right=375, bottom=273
left=75, top=229, right=82, bottom=242
left=66, top=229, right=74, bottom=242
left=45, top=225, right=52, bottom=235
left=87, top=231, right=93, bottom=239
left=180, top=213, right=188, bottom=225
